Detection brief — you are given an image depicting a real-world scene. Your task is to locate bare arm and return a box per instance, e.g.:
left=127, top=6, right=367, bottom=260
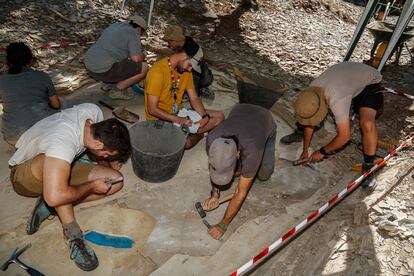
left=220, top=176, right=254, bottom=225
left=147, top=94, right=192, bottom=125
left=309, top=120, right=351, bottom=162
left=95, top=158, right=123, bottom=170
left=42, top=157, right=107, bottom=207
left=187, top=87, right=209, bottom=128
left=188, top=87, right=207, bottom=116
left=207, top=176, right=254, bottom=239
left=48, top=95, right=60, bottom=109
left=300, top=126, right=315, bottom=160
left=324, top=120, right=351, bottom=152
left=130, top=54, right=144, bottom=63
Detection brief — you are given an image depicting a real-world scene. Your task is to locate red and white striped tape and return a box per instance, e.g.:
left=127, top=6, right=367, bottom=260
left=230, top=134, right=414, bottom=276
left=383, top=87, right=414, bottom=100
left=40, top=41, right=69, bottom=49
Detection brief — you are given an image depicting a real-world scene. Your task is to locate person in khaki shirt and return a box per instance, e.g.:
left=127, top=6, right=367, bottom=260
left=286, top=62, right=383, bottom=190
left=144, top=45, right=223, bottom=149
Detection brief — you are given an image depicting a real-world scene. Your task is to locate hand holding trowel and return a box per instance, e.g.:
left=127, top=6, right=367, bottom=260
left=279, top=157, right=315, bottom=169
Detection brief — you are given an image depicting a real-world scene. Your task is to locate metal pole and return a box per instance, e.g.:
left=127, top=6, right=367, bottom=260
left=148, top=0, right=155, bottom=27
left=120, top=0, right=127, bottom=13
left=377, top=1, right=414, bottom=71
left=343, top=0, right=379, bottom=61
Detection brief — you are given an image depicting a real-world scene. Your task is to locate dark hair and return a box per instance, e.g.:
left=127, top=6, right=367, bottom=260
left=180, top=37, right=199, bottom=58
left=6, top=42, right=34, bottom=74
left=91, top=118, right=132, bottom=163
left=129, top=20, right=139, bottom=29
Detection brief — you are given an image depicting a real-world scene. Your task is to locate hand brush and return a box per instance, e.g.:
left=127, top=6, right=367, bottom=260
left=84, top=230, right=134, bottom=248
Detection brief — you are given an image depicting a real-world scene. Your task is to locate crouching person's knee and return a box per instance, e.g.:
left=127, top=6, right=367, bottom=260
left=257, top=166, right=274, bottom=182
left=217, top=111, right=225, bottom=124
left=257, top=172, right=272, bottom=182
left=360, top=119, right=376, bottom=134
left=44, top=193, right=60, bottom=208
left=210, top=111, right=225, bottom=128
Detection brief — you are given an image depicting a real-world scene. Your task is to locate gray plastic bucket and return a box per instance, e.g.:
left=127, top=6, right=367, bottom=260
left=129, top=120, right=187, bottom=183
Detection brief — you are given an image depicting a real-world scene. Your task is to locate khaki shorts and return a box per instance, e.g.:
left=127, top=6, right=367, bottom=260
left=10, top=159, right=95, bottom=197
left=5, top=138, right=17, bottom=146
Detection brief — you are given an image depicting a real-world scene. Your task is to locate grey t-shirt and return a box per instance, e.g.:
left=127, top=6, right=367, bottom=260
left=0, top=68, right=57, bottom=141
left=206, top=104, right=276, bottom=178
left=310, top=62, right=382, bottom=123
left=84, top=22, right=142, bottom=73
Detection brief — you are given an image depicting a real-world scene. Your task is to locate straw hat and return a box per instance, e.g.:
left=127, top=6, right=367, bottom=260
left=294, top=86, right=327, bottom=126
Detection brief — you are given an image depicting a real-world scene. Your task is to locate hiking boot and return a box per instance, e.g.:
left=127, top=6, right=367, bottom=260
left=100, top=83, right=114, bottom=92
left=26, top=196, right=56, bottom=235
left=65, top=233, right=99, bottom=271
left=109, top=88, right=135, bottom=100
left=280, top=129, right=303, bottom=145
left=361, top=163, right=377, bottom=191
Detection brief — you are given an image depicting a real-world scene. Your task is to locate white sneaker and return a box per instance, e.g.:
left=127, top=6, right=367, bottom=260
left=109, top=88, right=135, bottom=100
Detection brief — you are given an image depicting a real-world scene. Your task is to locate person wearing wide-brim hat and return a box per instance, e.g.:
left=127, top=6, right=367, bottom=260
left=291, top=62, right=384, bottom=190
left=84, top=15, right=148, bottom=100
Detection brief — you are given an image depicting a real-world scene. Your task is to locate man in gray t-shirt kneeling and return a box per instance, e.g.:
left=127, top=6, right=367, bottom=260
left=204, top=104, right=277, bottom=239
left=84, top=15, right=148, bottom=100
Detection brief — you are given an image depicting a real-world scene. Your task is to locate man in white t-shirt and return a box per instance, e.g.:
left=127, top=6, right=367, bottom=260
left=8, top=103, right=131, bottom=271
left=287, top=62, right=383, bottom=190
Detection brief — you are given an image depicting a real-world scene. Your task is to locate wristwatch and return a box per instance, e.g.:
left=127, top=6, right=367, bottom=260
left=202, top=114, right=210, bottom=119
left=319, top=147, right=328, bottom=155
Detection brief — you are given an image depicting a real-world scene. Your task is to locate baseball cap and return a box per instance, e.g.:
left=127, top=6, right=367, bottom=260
left=164, top=25, right=185, bottom=42
left=129, top=15, right=147, bottom=30
left=208, top=138, right=237, bottom=185
left=294, top=86, right=327, bottom=126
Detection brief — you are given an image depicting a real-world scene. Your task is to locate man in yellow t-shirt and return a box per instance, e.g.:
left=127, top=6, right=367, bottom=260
left=145, top=47, right=224, bottom=149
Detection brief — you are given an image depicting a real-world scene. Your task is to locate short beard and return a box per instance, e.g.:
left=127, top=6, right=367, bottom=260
left=177, top=66, right=186, bottom=74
